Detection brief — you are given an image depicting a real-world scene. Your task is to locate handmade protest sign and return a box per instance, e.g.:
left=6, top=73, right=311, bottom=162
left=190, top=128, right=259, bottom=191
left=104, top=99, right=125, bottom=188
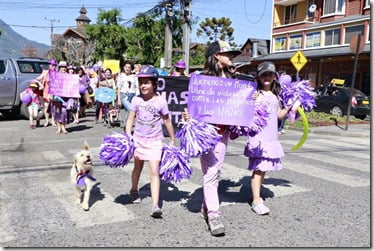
left=187, top=74, right=257, bottom=126
left=48, top=71, right=80, bottom=98
left=103, top=60, right=120, bottom=74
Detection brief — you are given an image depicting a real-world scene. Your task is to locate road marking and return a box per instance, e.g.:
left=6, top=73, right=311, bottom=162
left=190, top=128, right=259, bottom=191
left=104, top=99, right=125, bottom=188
left=281, top=159, right=370, bottom=187
left=189, top=158, right=310, bottom=199
left=0, top=190, right=17, bottom=243
left=40, top=151, right=67, bottom=162
left=290, top=152, right=370, bottom=173
left=42, top=171, right=136, bottom=228
left=0, top=151, right=67, bottom=169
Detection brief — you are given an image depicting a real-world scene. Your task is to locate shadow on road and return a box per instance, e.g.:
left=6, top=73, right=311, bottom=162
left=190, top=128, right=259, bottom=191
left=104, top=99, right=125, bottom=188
left=89, top=182, right=105, bottom=208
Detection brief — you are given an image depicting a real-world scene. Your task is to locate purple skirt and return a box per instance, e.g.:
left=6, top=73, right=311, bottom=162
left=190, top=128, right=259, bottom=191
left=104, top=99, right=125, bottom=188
left=52, top=102, right=68, bottom=124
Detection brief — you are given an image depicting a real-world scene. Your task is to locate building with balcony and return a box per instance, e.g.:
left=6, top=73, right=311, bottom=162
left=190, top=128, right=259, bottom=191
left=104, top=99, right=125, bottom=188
left=252, top=0, right=370, bottom=95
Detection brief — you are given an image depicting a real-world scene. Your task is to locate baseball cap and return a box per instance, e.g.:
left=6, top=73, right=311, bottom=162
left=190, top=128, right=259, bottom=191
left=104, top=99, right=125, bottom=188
left=257, top=61, right=276, bottom=76
left=205, top=40, right=241, bottom=58
left=29, top=81, right=38, bottom=88
left=138, top=65, right=159, bottom=79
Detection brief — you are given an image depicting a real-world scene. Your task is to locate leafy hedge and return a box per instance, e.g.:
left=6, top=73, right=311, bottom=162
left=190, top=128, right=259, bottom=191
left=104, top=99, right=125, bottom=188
left=286, top=111, right=366, bottom=128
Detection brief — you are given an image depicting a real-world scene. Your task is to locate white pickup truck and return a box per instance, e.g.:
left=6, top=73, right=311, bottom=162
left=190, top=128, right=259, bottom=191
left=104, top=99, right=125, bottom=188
left=0, top=57, right=50, bottom=118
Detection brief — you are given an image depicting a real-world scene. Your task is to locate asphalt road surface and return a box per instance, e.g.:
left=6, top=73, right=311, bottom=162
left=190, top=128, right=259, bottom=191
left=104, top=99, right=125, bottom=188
left=0, top=110, right=370, bottom=247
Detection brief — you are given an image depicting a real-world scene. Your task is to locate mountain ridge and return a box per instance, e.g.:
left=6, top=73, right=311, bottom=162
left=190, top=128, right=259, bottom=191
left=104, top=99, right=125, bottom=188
left=0, top=19, right=50, bottom=57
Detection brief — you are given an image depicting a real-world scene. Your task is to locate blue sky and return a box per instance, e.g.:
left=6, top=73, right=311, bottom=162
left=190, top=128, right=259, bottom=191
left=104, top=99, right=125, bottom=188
left=0, top=0, right=272, bottom=47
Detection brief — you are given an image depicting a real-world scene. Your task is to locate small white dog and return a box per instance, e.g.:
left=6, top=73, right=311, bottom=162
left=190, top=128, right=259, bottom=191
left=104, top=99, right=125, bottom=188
left=70, top=142, right=96, bottom=211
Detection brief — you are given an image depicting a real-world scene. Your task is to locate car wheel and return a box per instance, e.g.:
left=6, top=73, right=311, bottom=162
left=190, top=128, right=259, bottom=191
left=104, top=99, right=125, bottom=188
left=330, top=106, right=343, bottom=117
left=354, top=115, right=366, bottom=120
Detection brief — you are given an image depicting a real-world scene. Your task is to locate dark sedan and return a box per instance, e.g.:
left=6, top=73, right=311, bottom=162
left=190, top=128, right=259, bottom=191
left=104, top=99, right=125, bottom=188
left=314, top=86, right=370, bottom=120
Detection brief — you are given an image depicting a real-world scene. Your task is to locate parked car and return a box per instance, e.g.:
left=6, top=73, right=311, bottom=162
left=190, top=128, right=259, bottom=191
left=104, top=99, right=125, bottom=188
left=0, top=57, right=50, bottom=119
left=314, top=86, right=370, bottom=120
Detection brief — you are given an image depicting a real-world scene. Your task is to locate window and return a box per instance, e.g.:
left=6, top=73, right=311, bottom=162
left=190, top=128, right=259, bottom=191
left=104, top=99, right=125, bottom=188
left=285, top=4, right=297, bottom=24
left=365, top=0, right=370, bottom=8
left=274, top=37, right=286, bottom=51
left=307, top=0, right=315, bottom=18
left=325, top=28, right=340, bottom=46
left=306, top=32, right=321, bottom=48
left=289, top=34, right=302, bottom=49
left=323, top=0, right=345, bottom=15
left=0, top=60, right=5, bottom=74
left=344, top=25, right=364, bottom=44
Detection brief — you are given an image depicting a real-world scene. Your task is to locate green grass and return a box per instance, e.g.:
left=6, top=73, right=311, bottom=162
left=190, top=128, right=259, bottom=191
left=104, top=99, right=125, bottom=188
left=286, top=111, right=365, bottom=128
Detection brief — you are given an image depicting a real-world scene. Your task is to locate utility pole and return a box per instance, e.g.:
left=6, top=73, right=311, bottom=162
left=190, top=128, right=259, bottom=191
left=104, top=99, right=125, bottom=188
left=45, top=17, right=60, bottom=49
left=164, top=1, right=174, bottom=70
left=181, top=0, right=191, bottom=74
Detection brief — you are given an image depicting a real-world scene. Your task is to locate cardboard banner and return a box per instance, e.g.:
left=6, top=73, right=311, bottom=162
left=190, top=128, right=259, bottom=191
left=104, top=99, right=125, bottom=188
left=187, top=74, right=257, bottom=126
left=48, top=71, right=80, bottom=98
left=103, top=60, right=120, bottom=74
left=157, top=76, right=189, bottom=125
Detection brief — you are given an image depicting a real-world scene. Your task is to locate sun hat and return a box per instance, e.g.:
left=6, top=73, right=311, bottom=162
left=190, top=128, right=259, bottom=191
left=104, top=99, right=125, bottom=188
left=205, top=40, right=241, bottom=58
left=257, top=61, right=276, bottom=76
left=174, top=60, right=186, bottom=69
left=137, top=65, right=159, bottom=79
left=58, top=61, right=68, bottom=67
left=49, top=59, right=57, bottom=66
left=67, top=65, right=75, bottom=70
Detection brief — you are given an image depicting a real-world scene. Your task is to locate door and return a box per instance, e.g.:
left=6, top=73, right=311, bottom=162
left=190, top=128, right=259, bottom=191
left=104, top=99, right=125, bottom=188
left=0, top=59, right=16, bottom=108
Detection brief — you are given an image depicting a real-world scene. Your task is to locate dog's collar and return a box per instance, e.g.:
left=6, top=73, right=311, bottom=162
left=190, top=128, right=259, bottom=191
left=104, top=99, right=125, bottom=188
left=76, top=170, right=96, bottom=187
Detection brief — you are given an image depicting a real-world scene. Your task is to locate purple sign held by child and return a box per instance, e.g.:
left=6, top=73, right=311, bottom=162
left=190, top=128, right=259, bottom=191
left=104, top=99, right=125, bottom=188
left=187, top=74, right=257, bottom=126
left=48, top=71, right=80, bottom=98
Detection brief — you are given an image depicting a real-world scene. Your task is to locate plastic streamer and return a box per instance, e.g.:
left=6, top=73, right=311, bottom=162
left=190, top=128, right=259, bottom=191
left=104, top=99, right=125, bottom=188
left=291, top=107, right=309, bottom=151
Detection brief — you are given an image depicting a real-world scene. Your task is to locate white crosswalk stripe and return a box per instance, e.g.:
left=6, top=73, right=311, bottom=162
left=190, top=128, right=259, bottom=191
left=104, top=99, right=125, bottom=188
left=287, top=152, right=370, bottom=172
left=281, top=159, right=370, bottom=187
left=41, top=170, right=136, bottom=228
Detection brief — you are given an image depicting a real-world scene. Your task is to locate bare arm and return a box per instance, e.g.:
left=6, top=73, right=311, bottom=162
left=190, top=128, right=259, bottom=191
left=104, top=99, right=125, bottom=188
left=162, top=114, right=175, bottom=145
left=278, top=105, right=291, bottom=120
left=125, top=110, right=136, bottom=135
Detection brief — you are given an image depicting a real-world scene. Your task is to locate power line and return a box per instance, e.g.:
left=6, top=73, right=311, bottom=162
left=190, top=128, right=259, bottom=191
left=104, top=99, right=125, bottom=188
left=244, top=0, right=267, bottom=24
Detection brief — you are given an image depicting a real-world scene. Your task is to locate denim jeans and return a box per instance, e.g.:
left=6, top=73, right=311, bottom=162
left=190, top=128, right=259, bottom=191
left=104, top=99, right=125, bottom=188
left=120, top=93, right=135, bottom=121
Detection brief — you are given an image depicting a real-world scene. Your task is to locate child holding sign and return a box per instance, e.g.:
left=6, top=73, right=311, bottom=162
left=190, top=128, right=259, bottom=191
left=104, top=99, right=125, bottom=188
left=245, top=61, right=291, bottom=215
left=183, top=41, right=241, bottom=236
left=125, top=66, right=175, bottom=218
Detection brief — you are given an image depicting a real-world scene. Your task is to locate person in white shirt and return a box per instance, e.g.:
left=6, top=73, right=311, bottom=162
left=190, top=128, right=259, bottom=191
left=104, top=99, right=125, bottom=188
left=117, top=60, right=139, bottom=121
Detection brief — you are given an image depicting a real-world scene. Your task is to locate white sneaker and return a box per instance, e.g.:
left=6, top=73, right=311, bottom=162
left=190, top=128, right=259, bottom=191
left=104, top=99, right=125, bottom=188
left=251, top=199, right=270, bottom=215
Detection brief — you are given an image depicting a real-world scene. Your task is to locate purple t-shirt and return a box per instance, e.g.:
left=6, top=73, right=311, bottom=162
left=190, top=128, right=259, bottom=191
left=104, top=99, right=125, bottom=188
left=130, top=95, right=169, bottom=140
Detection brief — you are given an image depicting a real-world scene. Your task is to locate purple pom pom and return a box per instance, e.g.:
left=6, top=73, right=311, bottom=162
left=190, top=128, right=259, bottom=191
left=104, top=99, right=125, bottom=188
left=229, top=103, right=270, bottom=138
left=247, top=103, right=270, bottom=136
left=176, top=119, right=222, bottom=157
left=99, top=132, right=134, bottom=168
left=279, top=80, right=316, bottom=112
left=228, top=125, right=250, bottom=140
left=159, top=144, right=192, bottom=183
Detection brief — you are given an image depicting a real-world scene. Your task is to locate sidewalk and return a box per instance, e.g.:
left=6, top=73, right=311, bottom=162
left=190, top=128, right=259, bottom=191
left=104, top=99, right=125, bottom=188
left=288, top=122, right=371, bottom=138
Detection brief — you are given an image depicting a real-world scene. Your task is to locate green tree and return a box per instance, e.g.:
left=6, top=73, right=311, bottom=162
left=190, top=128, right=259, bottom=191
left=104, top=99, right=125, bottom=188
left=85, top=8, right=127, bottom=62
left=125, top=9, right=183, bottom=66
left=196, top=17, right=235, bottom=46
left=189, top=44, right=205, bottom=67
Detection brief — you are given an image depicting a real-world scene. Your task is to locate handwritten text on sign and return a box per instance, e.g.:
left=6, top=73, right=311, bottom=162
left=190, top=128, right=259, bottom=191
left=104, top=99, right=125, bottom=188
left=48, top=71, right=80, bottom=98
left=187, top=74, right=257, bottom=126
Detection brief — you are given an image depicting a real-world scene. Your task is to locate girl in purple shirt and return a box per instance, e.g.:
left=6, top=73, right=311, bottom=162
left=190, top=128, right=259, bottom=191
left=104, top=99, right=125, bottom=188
left=125, top=66, right=175, bottom=218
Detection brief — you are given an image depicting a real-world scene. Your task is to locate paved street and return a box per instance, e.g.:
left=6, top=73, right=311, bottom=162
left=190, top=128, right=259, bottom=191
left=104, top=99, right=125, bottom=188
left=0, top=110, right=370, bottom=247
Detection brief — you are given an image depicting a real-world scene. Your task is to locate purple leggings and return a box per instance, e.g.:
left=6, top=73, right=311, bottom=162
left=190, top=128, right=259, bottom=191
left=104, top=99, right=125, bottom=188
left=200, top=129, right=229, bottom=219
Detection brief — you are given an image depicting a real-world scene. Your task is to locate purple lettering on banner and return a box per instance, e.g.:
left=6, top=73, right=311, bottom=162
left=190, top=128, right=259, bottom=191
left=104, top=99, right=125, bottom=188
left=187, top=74, right=257, bottom=126
left=48, top=71, right=80, bottom=98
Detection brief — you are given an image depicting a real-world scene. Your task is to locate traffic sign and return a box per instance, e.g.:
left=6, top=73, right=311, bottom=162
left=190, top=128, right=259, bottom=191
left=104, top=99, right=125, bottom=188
left=290, top=50, right=307, bottom=72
